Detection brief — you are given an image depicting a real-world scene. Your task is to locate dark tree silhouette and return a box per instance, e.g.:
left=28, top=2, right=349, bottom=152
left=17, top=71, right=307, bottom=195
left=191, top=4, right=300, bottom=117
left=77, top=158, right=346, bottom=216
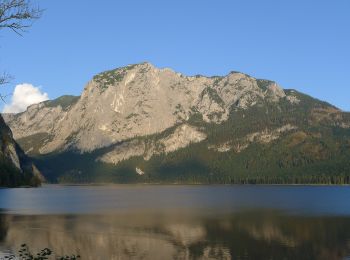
left=0, top=0, right=41, bottom=35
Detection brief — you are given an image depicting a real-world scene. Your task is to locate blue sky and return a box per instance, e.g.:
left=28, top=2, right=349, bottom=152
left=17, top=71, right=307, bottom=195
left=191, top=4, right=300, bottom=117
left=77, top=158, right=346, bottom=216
left=0, top=0, right=349, bottom=111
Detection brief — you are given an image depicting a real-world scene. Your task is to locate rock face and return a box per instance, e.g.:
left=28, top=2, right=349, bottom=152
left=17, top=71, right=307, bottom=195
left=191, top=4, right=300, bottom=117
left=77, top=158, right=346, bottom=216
left=3, top=62, right=295, bottom=154
left=208, top=124, right=298, bottom=153
left=2, top=62, right=350, bottom=183
left=0, top=115, right=42, bottom=187
left=97, top=124, right=206, bottom=165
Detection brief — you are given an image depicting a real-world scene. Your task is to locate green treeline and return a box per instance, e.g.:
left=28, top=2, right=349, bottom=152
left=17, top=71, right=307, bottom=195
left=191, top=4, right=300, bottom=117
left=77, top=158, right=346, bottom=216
left=0, top=159, right=40, bottom=187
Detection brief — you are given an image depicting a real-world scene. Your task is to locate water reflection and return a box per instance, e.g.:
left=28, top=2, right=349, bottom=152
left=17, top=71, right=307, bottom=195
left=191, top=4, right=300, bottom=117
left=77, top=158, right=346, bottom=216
left=0, top=210, right=350, bottom=260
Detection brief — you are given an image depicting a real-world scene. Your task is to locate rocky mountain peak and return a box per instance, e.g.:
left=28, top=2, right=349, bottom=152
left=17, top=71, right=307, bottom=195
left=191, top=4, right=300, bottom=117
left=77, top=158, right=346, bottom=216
left=2, top=63, right=350, bottom=184
left=3, top=63, right=298, bottom=154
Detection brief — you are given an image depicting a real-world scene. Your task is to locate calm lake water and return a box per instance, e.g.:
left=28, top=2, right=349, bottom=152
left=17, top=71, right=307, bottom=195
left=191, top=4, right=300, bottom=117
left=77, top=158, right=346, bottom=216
left=0, top=185, right=350, bottom=259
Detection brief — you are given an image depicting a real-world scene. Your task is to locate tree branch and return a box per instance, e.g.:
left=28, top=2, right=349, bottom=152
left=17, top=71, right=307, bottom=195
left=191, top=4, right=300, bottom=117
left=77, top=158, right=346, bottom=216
left=0, top=0, right=42, bottom=35
left=0, top=72, right=12, bottom=102
left=0, top=0, right=42, bottom=102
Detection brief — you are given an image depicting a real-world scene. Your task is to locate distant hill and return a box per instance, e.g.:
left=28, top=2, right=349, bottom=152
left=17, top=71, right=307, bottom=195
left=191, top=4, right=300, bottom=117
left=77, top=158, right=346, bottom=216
left=3, top=63, right=350, bottom=184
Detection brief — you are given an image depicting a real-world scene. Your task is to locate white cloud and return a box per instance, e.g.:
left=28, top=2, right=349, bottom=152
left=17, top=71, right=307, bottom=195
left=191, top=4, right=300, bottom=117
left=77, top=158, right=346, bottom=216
left=3, top=83, right=49, bottom=113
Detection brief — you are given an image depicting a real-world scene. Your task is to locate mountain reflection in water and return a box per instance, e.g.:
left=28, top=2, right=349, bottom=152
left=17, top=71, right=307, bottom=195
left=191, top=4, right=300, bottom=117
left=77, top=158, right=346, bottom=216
left=0, top=210, right=349, bottom=260
left=0, top=185, right=350, bottom=259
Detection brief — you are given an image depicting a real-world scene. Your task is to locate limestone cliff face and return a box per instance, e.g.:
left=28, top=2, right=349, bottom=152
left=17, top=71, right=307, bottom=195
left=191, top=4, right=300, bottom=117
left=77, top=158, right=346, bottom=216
left=3, top=62, right=297, bottom=157
left=97, top=124, right=207, bottom=165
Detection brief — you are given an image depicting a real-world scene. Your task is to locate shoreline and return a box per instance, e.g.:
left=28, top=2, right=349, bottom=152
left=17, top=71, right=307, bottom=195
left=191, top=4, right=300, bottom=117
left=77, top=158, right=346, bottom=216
left=41, top=183, right=350, bottom=187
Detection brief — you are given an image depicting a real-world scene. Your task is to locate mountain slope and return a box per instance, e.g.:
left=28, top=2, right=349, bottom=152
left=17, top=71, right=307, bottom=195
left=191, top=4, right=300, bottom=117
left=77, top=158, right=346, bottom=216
left=0, top=115, right=42, bottom=187
left=3, top=63, right=350, bottom=184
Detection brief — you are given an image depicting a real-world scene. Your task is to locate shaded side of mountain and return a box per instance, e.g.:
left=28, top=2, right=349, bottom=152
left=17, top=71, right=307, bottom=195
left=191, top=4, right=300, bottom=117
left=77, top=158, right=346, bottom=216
left=0, top=115, right=42, bottom=187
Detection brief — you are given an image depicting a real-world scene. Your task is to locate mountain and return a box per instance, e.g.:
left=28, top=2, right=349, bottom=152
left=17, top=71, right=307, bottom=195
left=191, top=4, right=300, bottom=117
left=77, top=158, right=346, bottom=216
left=0, top=114, right=42, bottom=187
left=3, top=62, right=350, bottom=184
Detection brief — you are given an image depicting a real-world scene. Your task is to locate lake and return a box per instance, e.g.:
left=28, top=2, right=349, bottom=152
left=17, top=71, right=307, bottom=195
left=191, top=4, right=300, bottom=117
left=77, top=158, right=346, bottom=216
left=0, top=185, right=350, bottom=259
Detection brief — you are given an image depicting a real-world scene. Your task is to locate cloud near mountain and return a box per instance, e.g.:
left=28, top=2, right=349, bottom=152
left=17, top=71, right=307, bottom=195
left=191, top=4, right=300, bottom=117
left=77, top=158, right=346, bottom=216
left=3, top=83, right=49, bottom=113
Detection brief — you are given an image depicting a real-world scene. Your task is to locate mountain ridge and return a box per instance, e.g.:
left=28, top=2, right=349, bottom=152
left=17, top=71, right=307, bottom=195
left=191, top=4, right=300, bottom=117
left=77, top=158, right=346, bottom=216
left=3, top=62, right=350, bottom=184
